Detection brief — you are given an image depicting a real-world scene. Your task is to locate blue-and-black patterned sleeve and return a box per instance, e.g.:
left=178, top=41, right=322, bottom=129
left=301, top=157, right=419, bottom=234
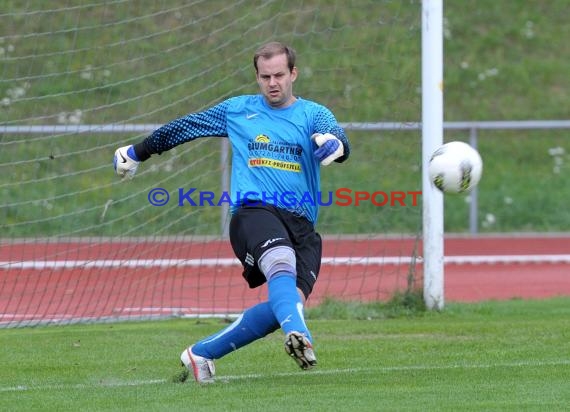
left=133, top=100, right=230, bottom=160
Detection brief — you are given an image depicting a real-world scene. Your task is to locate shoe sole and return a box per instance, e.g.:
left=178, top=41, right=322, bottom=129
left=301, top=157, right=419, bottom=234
left=284, top=332, right=317, bottom=370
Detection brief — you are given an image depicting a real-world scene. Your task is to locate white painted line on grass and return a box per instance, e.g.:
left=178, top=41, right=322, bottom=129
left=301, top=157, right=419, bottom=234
left=1, top=359, right=568, bottom=392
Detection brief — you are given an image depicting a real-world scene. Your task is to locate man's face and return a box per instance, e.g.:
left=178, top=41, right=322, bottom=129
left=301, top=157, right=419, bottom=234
left=256, top=53, right=298, bottom=108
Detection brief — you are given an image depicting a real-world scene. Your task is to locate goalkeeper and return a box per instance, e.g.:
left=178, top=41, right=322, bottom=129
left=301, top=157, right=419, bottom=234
left=114, top=41, right=350, bottom=383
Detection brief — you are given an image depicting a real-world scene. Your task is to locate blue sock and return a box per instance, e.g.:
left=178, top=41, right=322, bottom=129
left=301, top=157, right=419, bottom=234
left=192, top=301, right=279, bottom=359
left=268, top=273, right=312, bottom=343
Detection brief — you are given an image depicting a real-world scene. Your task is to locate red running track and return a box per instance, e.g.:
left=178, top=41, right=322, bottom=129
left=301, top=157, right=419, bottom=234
left=0, top=235, right=568, bottom=325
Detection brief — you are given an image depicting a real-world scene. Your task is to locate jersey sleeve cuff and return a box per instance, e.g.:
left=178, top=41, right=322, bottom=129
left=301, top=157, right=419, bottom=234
left=132, top=141, right=152, bottom=162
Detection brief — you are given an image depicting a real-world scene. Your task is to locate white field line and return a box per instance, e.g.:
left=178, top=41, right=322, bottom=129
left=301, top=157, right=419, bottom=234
left=1, top=254, right=570, bottom=270
left=1, top=359, right=569, bottom=392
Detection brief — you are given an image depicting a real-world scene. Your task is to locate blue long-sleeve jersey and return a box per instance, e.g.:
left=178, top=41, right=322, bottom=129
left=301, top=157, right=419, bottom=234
left=134, top=94, right=350, bottom=223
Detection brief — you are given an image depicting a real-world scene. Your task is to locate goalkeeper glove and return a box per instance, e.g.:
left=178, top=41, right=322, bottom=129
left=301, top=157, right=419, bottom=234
left=312, top=133, right=344, bottom=166
left=113, top=145, right=140, bottom=179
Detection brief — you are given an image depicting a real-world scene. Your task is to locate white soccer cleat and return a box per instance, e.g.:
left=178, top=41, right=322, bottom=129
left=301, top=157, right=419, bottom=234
left=284, top=331, right=317, bottom=370
left=180, top=346, right=215, bottom=383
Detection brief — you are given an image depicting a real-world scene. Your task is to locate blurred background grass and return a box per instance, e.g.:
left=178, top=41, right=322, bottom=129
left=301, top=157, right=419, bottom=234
left=0, top=0, right=568, bottom=236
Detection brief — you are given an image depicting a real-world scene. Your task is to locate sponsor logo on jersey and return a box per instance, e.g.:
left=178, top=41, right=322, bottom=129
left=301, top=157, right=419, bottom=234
left=248, top=157, right=301, bottom=172
left=247, top=135, right=303, bottom=170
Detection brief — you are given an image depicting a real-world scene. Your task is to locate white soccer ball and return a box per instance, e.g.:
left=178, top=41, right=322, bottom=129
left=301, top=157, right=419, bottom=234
left=428, top=141, right=483, bottom=193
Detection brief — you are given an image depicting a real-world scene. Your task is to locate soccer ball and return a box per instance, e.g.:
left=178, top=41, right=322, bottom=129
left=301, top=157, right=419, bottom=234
left=428, top=141, right=483, bottom=193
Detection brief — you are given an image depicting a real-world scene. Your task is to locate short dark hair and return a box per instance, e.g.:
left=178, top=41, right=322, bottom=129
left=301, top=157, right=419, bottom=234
left=253, top=41, right=296, bottom=73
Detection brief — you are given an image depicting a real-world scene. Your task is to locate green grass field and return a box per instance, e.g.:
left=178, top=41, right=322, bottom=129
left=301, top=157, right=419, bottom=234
left=1, top=298, right=569, bottom=411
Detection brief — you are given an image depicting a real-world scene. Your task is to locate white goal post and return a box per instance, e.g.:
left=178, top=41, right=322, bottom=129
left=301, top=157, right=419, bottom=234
left=421, top=0, right=445, bottom=310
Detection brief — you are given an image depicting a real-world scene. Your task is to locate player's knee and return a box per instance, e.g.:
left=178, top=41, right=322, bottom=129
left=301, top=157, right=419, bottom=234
left=258, top=245, right=296, bottom=281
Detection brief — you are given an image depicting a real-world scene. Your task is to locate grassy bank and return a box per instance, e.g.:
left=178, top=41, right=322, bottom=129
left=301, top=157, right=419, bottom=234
left=1, top=0, right=569, bottom=236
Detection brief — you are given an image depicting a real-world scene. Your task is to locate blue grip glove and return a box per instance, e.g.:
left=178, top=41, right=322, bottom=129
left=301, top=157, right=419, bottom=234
left=312, top=133, right=344, bottom=166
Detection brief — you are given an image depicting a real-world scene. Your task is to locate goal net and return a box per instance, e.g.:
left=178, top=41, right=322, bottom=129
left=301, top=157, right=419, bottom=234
left=0, top=0, right=422, bottom=327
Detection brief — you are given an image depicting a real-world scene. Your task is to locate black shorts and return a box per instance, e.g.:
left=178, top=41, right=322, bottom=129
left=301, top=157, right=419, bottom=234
left=229, top=204, right=322, bottom=299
